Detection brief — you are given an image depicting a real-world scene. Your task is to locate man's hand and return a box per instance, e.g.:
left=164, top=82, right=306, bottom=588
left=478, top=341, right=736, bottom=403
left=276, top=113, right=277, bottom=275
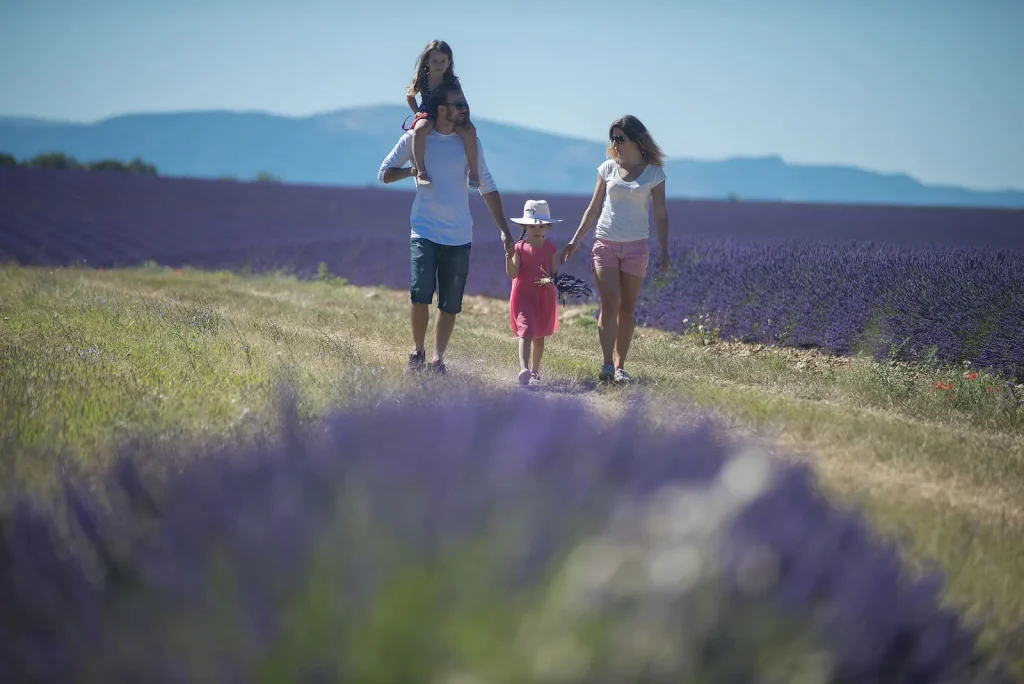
left=502, top=230, right=515, bottom=256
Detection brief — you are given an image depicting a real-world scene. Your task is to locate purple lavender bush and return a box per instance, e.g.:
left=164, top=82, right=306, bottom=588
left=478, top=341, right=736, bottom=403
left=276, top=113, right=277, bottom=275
left=636, top=238, right=1024, bottom=381
left=2, top=166, right=1022, bottom=377
left=0, top=387, right=1014, bottom=682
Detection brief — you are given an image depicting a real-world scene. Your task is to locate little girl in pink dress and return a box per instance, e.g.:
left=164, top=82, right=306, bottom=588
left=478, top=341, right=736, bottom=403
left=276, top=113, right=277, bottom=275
left=506, top=200, right=562, bottom=388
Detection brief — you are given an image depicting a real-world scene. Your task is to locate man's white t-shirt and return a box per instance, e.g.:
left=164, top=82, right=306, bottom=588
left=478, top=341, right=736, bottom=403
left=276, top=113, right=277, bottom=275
left=377, top=130, right=497, bottom=246
left=593, top=158, right=667, bottom=244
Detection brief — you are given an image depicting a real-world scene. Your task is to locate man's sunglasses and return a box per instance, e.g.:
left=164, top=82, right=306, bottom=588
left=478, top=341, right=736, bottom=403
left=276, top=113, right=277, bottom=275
left=444, top=100, right=469, bottom=110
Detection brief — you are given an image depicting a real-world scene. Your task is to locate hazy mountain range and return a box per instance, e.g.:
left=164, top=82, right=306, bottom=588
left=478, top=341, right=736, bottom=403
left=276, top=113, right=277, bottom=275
left=2, top=105, right=1022, bottom=209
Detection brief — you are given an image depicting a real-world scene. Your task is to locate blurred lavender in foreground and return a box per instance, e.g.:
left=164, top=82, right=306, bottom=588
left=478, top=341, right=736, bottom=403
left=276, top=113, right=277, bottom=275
left=0, top=387, right=1013, bottom=683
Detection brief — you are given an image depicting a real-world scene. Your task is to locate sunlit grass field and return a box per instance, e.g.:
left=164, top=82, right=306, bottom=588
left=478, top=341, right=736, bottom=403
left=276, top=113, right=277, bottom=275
left=2, top=262, right=1023, bottom=674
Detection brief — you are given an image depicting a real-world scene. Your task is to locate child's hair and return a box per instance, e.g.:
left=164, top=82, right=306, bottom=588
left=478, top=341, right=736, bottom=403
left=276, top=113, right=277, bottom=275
left=517, top=222, right=549, bottom=243
left=606, top=114, right=666, bottom=167
left=407, top=40, right=457, bottom=99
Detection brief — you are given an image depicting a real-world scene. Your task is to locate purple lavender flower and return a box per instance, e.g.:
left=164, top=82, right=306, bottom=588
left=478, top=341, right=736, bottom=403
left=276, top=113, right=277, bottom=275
left=0, top=386, right=1013, bottom=682
left=551, top=272, right=593, bottom=306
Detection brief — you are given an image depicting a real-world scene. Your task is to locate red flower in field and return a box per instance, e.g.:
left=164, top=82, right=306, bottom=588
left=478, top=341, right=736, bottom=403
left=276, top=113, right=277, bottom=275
left=987, top=387, right=995, bottom=393
left=175, top=269, right=183, bottom=276
left=969, top=372, right=978, bottom=380
left=934, top=381, right=943, bottom=389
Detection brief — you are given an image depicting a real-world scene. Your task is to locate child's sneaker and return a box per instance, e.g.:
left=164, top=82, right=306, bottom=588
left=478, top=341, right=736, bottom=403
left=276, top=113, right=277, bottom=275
left=517, top=368, right=532, bottom=386
left=528, top=372, right=541, bottom=388
left=416, top=171, right=432, bottom=186
left=598, top=363, right=615, bottom=382
left=426, top=359, right=448, bottom=376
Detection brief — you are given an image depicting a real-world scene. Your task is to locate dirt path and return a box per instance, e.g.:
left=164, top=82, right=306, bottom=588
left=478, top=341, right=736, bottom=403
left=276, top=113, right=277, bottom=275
left=132, top=278, right=1024, bottom=530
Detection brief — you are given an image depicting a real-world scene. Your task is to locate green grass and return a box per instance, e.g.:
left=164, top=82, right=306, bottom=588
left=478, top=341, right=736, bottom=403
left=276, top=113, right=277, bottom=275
left=2, top=263, right=1023, bottom=674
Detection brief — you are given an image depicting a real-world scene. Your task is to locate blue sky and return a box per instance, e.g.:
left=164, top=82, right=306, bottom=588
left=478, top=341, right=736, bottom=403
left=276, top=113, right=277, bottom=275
left=1, top=0, right=1022, bottom=190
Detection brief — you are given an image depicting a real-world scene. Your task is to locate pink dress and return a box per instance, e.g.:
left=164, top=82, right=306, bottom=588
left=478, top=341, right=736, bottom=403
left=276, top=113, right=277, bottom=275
left=509, top=239, right=560, bottom=339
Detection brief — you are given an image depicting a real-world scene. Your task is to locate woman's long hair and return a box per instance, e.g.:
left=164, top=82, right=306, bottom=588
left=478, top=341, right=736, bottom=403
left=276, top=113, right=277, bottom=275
left=606, top=115, right=666, bottom=167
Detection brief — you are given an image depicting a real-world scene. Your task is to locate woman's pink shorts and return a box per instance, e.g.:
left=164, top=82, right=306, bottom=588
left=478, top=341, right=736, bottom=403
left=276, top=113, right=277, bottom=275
left=591, top=237, right=649, bottom=278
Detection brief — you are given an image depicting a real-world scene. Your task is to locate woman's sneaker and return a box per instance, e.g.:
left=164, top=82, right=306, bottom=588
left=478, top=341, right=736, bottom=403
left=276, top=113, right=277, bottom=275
left=614, top=367, right=631, bottom=383
left=598, top=363, right=615, bottom=382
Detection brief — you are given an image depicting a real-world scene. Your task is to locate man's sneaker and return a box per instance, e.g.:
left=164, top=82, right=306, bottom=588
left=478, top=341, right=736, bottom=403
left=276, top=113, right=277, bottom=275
left=614, top=367, right=631, bottom=383
left=405, top=350, right=426, bottom=375
left=598, top=363, right=615, bottom=382
left=427, top=359, right=448, bottom=376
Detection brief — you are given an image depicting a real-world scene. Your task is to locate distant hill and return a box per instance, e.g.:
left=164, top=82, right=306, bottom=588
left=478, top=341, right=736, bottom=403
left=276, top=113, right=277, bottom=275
left=2, top=105, right=1023, bottom=209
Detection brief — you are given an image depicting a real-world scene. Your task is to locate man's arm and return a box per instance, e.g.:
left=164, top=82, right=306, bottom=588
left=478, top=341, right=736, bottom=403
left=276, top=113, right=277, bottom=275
left=381, top=165, right=417, bottom=184
left=377, top=134, right=415, bottom=185
left=473, top=138, right=497, bottom=195
left=480, top=190, right=511, bottom=237
left=481, top=191, right=515, bottom=256
left=472, top=139, right=514, bottom=253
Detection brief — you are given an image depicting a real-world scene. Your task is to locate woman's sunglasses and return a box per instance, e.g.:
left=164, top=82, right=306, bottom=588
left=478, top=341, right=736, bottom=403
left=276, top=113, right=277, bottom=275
left=610, top=134, right=629, bottom=144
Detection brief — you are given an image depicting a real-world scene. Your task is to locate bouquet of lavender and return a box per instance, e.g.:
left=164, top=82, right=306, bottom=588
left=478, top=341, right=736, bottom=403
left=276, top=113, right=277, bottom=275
left=535, top=269, right=594, bottom=306
left=0, top=387, right=1012, bottom=683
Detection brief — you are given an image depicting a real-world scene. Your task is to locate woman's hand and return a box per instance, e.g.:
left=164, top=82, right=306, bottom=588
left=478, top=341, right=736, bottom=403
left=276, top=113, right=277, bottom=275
left=561, top=241, right=579, bottom=265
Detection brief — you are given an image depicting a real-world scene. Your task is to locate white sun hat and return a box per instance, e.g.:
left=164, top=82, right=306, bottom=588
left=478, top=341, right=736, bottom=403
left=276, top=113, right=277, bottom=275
left=510, top=199, right=563, bottom=225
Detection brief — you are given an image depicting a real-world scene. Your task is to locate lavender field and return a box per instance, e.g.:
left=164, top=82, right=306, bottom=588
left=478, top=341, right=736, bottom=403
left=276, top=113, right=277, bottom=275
left=639, top=239, right=1024, bottom=380
left=2, top=166, right=1023, bottom=378
left=3, top=387, right=1015, bottom=683
left=2, top=248, right=1022, bottom=681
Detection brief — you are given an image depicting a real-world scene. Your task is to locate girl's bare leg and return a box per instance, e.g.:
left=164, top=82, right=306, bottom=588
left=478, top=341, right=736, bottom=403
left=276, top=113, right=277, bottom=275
left=531, top=337, right=545, bottom=376
left=457, top=121, right=481, bottom=189
left=411, top=117, right=433, bottom=185
left=518, top=336, right=533, bottom=385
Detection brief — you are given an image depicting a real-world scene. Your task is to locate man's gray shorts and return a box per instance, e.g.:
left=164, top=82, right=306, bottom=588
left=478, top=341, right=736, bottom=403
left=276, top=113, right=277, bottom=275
left=410, top=237, right=471, bottom=315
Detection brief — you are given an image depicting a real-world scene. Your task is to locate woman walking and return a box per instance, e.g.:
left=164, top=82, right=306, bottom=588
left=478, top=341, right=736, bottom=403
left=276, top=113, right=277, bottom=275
left=561, top=115, right=670, bottom=382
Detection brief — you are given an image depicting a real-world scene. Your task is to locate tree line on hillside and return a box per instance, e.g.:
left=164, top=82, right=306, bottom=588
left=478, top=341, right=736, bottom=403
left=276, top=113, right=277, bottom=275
left=1, top=150, right=284, bottom=183
left=0, top=151, right=159, bottom=175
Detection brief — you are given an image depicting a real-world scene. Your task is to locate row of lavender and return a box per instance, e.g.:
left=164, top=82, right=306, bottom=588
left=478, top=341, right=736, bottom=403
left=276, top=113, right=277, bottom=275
left=2, top=167, right=1023, bottom=377
left=1, top=388, right=1014, bottom=682
left=636, top=238, right=1024, bottom=379
left=159, top=233, right=1024, bottom=380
